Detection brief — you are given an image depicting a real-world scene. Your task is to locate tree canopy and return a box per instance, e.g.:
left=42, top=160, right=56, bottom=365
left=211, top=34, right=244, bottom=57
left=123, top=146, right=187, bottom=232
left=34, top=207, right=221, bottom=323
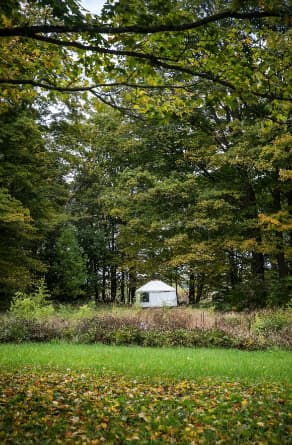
left=0, top=1, right=291, bottom=108
left=0, top=0, right=291, bottom=308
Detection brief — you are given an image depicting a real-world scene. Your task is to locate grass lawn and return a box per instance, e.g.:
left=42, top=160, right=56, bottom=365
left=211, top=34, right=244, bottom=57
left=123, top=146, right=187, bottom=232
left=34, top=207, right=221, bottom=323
left=0, top=343, right=291, bottom=382
left=0, top=344, right=291, bottom=444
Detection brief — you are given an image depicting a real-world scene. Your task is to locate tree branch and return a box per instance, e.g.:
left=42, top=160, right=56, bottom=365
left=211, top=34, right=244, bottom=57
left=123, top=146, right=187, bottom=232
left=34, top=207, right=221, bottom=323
left=0, top=9, right=289, bottom=38
left=151, top=60, right=236, bottom=90
left=0, top=78, right=202, bottom=92
left=30, top=34, right=176, bottom=62
left=90, top=91, right=141, bottom=117
left=0, top=76, right=290, bottom=102
left=0, top=78, right=100, bottom=92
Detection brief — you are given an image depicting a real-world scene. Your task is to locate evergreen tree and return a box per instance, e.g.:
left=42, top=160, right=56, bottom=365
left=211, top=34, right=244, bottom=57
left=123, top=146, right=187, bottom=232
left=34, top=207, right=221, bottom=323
left=0, top=102, right=67, bottom=306
left=49, top=224, right=87, bottom=301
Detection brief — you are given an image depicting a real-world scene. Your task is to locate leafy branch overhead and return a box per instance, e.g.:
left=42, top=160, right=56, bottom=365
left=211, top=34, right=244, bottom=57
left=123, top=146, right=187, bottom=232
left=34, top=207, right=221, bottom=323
left=0, top=9, right=288, bottom=36
left=0, top=0, right=291, bottom=110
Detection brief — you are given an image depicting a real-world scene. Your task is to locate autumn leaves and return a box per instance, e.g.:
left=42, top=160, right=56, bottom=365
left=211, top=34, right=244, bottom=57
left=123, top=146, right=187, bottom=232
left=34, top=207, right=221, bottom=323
left=0, top=371, right=291, bottom=444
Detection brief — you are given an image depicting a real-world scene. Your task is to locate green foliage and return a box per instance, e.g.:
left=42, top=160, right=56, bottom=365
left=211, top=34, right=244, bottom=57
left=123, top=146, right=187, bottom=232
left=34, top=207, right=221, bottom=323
left=50, top=224, right=87, bottom=301
left=1, top=306, right=291, bottom=349
left=73, top=301, right=97, bottom=320
left=252, top=309, right=292, bottom=335
left=0, top=318, right=64, bottom=343
left=0, top=0, right=291, bottom=309
left=0, top=370, right=291, bottom=444
left=54, top=303, right=76, bottom=319
left=0, top=103, right=68, bottom=305
left=0, top=317, right=280, bottom=350
left=267, top=276, right=292, bottom=306
left=9, top=279, right=54, bottom=320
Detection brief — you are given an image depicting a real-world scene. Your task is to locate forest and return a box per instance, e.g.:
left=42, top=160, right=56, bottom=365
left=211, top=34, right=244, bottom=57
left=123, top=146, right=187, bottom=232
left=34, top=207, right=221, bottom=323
left=0, top=0, right=291, bottom=310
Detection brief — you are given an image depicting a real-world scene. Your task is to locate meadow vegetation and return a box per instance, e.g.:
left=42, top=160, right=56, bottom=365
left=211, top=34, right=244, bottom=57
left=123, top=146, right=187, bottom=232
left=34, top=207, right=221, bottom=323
left=1, top=288, right=291, bottom=350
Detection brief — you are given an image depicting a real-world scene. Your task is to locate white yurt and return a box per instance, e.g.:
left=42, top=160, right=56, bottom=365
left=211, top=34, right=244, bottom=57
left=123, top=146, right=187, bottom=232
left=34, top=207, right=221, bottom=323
left=136, top=280, right=177, bottom=308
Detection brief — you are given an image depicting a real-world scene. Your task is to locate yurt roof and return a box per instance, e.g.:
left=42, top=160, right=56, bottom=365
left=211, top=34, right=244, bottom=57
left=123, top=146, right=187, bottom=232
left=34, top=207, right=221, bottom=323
left=136, top=280, right=176, bottom=293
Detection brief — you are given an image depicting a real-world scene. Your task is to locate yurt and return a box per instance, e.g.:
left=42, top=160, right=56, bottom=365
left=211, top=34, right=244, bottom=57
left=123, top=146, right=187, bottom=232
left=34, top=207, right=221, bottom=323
left=136, top=280, right=177, bottom=308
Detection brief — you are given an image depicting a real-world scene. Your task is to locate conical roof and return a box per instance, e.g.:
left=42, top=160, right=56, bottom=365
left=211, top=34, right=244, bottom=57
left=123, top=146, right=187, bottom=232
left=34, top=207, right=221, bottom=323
left=136, top=280, right=175, bottom=292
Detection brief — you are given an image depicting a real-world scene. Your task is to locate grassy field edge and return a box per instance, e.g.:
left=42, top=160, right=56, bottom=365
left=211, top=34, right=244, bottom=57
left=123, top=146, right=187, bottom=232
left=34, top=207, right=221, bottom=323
left=0, top=343, right=291, bottom=383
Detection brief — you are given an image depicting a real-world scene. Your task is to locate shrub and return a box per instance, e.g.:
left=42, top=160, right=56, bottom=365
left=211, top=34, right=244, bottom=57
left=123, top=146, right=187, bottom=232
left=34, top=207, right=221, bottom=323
left=0, top=318, right=64, bottom=343
left=0, top=317, right=29, bottom=342
left=1, top=305, right=291, bottom=350
left=114, top=327, right=144, bottom=345
left=73, top=302, right=97, bottom=320
left=138, top=308, right=193, bottom=330
left=0, top=316, right=267, bottom=350
left=9, top=280, right=54, bottom=320
left=252, top=309, right=292, bottom=335
left=55, top=304, right=76, bottom=320
left=143, top=329, right=170, bottom=347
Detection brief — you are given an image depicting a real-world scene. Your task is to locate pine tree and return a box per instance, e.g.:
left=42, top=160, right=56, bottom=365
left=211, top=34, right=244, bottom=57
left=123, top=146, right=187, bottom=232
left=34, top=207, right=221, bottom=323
left=50, top=224, right=87, bottom=301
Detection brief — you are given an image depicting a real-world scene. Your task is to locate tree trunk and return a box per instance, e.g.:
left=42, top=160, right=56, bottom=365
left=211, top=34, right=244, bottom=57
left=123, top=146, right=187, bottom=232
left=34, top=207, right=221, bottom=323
left=195, top=273, right=205, bottom=303
left=251, top=251, right=265, bottom=280
left=228, top=250, right=239, bottom=289
left=120, top=270, right=125, bottom=304
left=245, top=182, right=265, bottom=282
left=272, top=185, right=289, bottom=279
left=188, top=271, right=195, bottom=304
left=128, top=270, right=136, bottom=305
left=102, top=266, right=106, bottom=302
left=277, top=251, right=289, bottom=279
left=110, top=265, right=117, bottom=302
left=93, top=261, right=99, bottom=305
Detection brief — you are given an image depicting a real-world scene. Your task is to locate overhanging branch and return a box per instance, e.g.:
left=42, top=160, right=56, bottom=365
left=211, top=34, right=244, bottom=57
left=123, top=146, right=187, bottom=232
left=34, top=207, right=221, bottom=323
left=30, top=34, right=176, bottom=62
left=0, top=9, right=289, bottom=38
left=0, top=78, right=207, bottom=92
left=1, top=77, right=290, bottom=102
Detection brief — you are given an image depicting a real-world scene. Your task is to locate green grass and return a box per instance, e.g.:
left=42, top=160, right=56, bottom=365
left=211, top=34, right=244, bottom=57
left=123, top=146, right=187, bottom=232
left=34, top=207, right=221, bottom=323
left=1, top=344, right=291, bottom=444
left=0, top=343, right=291, bottom=383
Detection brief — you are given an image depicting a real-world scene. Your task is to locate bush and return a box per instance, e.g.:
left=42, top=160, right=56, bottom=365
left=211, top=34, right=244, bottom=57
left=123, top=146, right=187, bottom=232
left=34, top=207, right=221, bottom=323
left=74, top=302, right=97, bottom=319
left=114, top=327, right=144, bottom=345
left=1, top=306, right=291, bottom=350
left=0, top=316, right=268, bottom=350
left=252, top=309, right=292, bottom=335
left=0, top=318, right=64, bottom=343
left=9, top=280, right=54, bottom=320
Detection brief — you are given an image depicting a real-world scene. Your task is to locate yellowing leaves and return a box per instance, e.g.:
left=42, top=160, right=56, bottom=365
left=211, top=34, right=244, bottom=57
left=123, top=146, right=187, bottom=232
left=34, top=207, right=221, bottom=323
left=0, top=371, right=291, bottom=445
left=279, top=169, right=292, bottom=181
left=259, top=212, right=292, bottom=232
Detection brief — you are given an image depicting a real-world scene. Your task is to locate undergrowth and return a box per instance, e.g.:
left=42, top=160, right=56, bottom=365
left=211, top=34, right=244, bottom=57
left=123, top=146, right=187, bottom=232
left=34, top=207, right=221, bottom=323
left=1, top=286, right=291, bottom=350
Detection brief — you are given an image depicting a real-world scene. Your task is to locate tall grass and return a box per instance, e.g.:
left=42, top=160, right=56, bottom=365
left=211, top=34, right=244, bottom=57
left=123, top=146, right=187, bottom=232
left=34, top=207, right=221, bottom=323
left=2, top=299, right=292, bottom=349
left=0, top=343, right=291, bottom=383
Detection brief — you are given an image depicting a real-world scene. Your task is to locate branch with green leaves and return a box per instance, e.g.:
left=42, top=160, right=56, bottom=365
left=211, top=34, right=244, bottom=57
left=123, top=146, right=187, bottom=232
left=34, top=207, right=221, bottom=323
left=0, top=2, right=291, bottom=109
left=0, top=9, right=289, bottom=37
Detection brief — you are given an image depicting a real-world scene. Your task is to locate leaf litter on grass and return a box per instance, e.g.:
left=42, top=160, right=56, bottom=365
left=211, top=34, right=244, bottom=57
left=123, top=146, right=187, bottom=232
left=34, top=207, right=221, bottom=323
left=0, top=370, right=291, bottom=444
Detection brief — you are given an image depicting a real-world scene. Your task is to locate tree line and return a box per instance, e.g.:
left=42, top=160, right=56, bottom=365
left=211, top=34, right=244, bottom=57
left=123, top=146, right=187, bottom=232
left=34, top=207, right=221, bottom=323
left=0, top=0, right=291, bottom=309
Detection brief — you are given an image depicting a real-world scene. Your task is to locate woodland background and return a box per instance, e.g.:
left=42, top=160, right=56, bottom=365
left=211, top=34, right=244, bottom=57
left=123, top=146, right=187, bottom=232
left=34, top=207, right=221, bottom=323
left=0, top=0, right=291, bottom=310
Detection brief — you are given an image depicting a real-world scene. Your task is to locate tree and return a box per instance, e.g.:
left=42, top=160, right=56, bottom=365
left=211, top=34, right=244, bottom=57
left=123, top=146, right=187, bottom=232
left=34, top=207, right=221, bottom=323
left=0, top=188, right=37, bottom=308
left=0, top=102, right=67, bottom=306
left=93, top=96, right=291, bottom=308
left=49, top=224, right=87, bottom=301
left=45, top=106, right=129, bottom=303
